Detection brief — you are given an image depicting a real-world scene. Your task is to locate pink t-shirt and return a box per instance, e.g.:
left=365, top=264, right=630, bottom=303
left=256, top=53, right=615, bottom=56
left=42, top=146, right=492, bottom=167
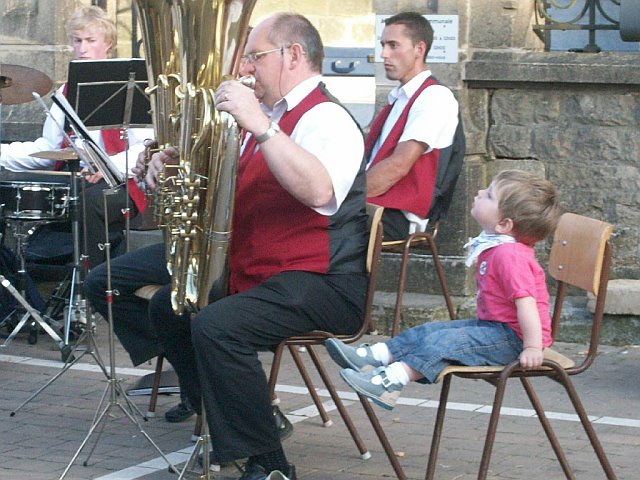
left=475, top=242, right=553, bottom=347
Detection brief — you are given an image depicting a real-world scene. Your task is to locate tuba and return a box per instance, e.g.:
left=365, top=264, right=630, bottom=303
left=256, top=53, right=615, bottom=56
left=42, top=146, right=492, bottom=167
left=132, top=0, right=181, bottom=242
left=135, top=0, right=256, bottom=313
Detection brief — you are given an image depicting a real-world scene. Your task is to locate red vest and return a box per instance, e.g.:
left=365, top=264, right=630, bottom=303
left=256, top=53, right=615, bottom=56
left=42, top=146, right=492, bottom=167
left=59, top=84, right=147, bottom=213
left=229, top=85, right=366, bottom=293
left=366, top=77, right=440, bottom=218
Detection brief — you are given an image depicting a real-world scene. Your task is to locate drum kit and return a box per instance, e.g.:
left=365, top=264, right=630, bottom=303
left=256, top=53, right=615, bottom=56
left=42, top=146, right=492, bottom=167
left=0, top=65, right=82, bottom=354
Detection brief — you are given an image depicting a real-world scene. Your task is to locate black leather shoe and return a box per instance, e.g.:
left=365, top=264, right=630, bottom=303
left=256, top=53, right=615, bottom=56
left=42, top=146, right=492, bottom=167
left=196, top=450, right=229, bottom=470
left=165, top=393, right=195, bottom=423
left=272, top=405, right=293, bottom=441
left=239, top=461, right=297, bottom=480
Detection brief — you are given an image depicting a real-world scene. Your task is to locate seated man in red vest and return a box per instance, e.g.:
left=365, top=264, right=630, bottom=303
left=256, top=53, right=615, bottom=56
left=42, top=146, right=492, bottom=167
left=0, top=6, right=152, bottom=269
left=86, top=12, right=368, bottom=480
left=366, top=12, right=459, bottom=240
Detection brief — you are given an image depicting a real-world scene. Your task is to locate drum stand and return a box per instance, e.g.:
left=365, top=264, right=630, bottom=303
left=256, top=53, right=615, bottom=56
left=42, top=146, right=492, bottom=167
left=59, top=187, right=177, bottom=479
left=0, top=219, right=66, bottom=350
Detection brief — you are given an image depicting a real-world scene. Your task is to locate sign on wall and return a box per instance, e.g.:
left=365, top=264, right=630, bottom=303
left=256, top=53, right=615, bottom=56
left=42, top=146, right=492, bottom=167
left=375, top=15, right=460, bottom=64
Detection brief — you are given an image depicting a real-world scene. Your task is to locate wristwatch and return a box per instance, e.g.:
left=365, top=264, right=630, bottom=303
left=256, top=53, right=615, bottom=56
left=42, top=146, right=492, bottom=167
left=254, top=121, right=280, bottom=144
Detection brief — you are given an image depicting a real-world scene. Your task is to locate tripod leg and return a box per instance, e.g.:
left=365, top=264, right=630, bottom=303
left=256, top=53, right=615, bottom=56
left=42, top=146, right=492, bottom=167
left=1, top=310, right=31, bottom=346
left=114, top=379, right=149, bottom=421
left=178, top=402, right=217, bottom=479
left=114, top=401, right=180, bottom=474
left=59, top=403, right=112, bottom=480
left=0, top=275, right=64, bottom=348
left=10, top=348, right=91, bottom=416
left=82, top=404, right=111, bottom=467
left=10, top=319, right=111, bottom=416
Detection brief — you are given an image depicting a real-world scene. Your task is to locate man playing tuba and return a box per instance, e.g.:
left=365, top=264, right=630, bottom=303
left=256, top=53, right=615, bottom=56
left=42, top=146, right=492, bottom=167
left=86, top=12, right=368, bottom=480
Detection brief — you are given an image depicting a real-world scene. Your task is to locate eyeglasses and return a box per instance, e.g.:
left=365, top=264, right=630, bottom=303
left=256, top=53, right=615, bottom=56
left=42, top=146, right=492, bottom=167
left=240, top=47, right=284, bottom=64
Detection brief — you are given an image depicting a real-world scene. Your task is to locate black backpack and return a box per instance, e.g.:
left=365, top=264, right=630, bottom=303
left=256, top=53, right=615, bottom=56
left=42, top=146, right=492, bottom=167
left=426, top=110, right=466, bottom=222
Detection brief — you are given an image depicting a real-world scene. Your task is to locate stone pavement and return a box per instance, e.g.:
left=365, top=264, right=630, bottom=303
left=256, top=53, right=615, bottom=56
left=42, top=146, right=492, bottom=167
left=0, top=317, right=638, bottom=480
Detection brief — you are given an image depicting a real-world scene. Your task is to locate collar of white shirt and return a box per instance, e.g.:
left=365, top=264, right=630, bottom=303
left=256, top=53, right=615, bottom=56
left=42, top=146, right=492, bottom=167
left=388, top=69, right=433, bottom=106
left=259, top=75, right=324, bottom=123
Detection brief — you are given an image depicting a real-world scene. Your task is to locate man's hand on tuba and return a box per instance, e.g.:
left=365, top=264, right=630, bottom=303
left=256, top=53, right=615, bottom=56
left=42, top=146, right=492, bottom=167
left=144, top=146, right=179, bottom=191
left=215, top=79, right=267, bottom=136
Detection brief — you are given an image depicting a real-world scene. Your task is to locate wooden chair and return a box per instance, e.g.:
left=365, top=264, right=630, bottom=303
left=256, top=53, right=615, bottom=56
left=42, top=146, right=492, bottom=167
left=381, top=220, right=456, bottom=337
left=265, top=204, right=403, bottom=470
left=362, top=212, right=617, bottom=480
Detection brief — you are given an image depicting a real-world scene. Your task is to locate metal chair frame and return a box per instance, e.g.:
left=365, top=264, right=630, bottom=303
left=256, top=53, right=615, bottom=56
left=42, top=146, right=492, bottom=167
left=381, top=220, right=456, bottom=336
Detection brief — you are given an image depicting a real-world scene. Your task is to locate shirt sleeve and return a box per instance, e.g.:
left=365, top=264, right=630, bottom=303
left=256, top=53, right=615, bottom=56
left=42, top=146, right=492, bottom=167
left=291, top=102, right=364, bottom=216
left=400, top=84, right=458, bottom=150
left=0, top=87, right=66, bottom=171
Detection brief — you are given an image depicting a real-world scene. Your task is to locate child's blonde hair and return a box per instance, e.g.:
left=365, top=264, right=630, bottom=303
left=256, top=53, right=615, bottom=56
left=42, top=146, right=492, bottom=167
left=66, top=6, right=116, bottom=55
left=493, top=170, right=562, bottom=245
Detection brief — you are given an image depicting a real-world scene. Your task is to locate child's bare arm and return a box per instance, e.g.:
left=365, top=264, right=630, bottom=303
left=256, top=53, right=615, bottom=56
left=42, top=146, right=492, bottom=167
left=515, top=296, right=544, bottom=368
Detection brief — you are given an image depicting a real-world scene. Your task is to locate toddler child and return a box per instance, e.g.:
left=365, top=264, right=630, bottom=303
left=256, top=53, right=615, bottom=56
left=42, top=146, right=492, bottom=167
left=325, top=170, right=562, bottom=409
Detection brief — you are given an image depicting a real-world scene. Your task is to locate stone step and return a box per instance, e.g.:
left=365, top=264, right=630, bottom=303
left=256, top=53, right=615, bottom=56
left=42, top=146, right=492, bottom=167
left=377, top=252, right=471, bottom=297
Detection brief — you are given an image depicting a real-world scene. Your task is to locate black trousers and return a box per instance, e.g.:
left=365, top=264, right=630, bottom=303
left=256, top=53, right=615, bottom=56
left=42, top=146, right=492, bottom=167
left=84, top=242, right=166, bottom=366
left=81, top=179, right=137, bottom=269
left=381, top=207, right=410, bottom=241
left=150, top=268, right=367, bottom=462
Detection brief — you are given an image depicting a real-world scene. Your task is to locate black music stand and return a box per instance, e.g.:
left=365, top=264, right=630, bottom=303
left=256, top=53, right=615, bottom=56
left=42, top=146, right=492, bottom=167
left=66, top=58, right=152, bottom=251
left=66, top=58, right=151, bottom=129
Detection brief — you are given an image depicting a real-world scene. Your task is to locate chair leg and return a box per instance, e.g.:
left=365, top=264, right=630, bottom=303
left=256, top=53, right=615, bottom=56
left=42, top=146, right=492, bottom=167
left=306, top=346, right=371, bottom=459
left=477, top=367, right=515, bottom=480
left=392, top=244, right=412, bottom=337
left=268, top=343, right=286, bottom=404
left=192, top=414, right=203, bottom=442
left=552, top=367, right=618, bottom=479
left=288, top=345, right=332, bottom=426
left=147, top=354, right=164, bottom=416
left=427, top=238, right=456, bottom=321
left=358, top=393, right=407, bottom=480
left=520, top=377, right=576, bottom=479
left=425, top=374, right=452, bottom=480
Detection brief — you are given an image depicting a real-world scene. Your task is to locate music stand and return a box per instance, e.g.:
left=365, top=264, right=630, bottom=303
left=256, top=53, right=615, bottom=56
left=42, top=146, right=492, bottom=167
left=66, top=58, right=152, bottom=251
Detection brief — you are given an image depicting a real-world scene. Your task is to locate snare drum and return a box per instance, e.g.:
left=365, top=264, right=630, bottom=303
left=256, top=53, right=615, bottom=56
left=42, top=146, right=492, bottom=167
left=0, top=181, right=69, bottom=220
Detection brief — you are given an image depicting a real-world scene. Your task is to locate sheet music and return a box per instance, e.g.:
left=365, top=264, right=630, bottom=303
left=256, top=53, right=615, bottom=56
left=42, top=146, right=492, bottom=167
left=51, top=91, right=124, bottom=185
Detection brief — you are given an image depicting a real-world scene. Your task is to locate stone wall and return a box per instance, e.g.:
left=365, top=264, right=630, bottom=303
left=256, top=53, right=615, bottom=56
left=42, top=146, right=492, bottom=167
left=465, top=51, right=640, bottom=283
left=0, top=0, right=79, bottom=141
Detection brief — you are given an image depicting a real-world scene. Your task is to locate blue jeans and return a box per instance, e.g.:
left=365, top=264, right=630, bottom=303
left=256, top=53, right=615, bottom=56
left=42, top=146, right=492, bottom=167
left=386, top=319, right=523, bottom=384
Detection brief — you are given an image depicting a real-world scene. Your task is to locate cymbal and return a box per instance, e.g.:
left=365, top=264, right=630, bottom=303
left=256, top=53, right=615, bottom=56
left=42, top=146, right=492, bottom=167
left=29, top=148, right=79, bottom=161
left=0, top=64, right=53, bottom=105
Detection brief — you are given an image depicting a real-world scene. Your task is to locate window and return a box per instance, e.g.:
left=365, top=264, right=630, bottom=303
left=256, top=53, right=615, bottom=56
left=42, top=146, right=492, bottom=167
left=534, top=0, right=639, bottom=52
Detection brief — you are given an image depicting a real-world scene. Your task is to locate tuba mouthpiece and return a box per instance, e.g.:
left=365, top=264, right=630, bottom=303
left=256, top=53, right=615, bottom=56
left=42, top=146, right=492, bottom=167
left=239, top=75, right=256, bottom=89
